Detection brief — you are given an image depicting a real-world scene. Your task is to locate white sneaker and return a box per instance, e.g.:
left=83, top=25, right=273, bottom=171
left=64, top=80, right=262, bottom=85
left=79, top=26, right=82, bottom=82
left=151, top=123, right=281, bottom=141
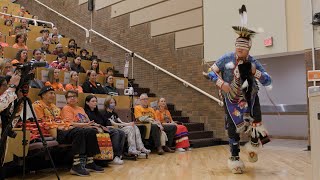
left=176, top=148, right=186, bottom=152
left=112, top=156, right=124, bottom=165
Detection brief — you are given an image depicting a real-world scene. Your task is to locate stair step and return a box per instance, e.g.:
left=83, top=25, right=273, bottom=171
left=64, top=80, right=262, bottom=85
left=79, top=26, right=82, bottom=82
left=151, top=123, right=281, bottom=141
left=172, top=116, right=189, bottom=123
left=167, top=103, right=175, bottom=111
left=189, top=138, right=221, bottom=148
left=188, top=131, right=213, bottom=140
left=183, top=122, right=204, bottom=132
left=169, top=110, right=182, bottom=116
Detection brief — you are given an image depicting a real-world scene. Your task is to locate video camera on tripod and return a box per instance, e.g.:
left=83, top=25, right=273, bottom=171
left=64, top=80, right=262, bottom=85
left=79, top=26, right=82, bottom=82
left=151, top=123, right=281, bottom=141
left=13, top=61, right=47, bottom=94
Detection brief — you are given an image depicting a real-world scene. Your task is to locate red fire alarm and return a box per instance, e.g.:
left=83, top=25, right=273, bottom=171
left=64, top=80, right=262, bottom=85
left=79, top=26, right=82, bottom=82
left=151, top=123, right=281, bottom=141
left=264, top=37, right=273, bottom=47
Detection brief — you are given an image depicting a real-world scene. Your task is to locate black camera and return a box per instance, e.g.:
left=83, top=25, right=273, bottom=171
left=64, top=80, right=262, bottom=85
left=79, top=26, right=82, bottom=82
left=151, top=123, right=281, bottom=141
left=312, top=12, right=320, bottom=25
left=13, top=61, right=47, bottom=93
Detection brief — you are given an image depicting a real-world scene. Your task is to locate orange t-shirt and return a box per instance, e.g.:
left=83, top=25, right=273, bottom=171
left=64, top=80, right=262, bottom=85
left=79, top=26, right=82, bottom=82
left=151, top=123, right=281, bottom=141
left=155, top=109, right=173, bottom=124
left=134, top=105, right=156, bottom=120
left=12, top=43, right=28, bottom=50
left=45, top=81, right=65, bottom=92
left=65, top=84, right=83, bottom=93
left=61, top=104, right=90, bottom=123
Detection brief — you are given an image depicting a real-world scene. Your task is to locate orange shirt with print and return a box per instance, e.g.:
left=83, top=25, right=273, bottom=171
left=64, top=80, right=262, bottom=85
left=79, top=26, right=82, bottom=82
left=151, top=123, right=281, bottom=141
left=134, top=105, right=156, bottom=120
left=61, top=104, right=90, bottom=123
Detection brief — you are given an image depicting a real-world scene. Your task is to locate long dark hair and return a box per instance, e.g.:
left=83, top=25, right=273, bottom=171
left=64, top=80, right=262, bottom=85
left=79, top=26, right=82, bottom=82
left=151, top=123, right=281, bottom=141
left=84, top=95, right=99, bottom=113
left=15, top=49, right=28, bottom=62
left=90, top=59, right=100, bottom=73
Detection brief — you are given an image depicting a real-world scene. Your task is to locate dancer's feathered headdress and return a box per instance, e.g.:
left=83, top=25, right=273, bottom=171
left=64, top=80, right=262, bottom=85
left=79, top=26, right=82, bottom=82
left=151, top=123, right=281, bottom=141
left=233, top=5, right=257, bottom=50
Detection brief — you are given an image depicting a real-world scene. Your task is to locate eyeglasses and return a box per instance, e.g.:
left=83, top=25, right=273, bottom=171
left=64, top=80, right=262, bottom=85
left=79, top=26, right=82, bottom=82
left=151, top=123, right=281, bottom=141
left=140, top=98, right=148, bottom=101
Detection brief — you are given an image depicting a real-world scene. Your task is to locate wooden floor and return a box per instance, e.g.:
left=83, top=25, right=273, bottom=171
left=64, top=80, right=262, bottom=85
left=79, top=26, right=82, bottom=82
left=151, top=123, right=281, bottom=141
left=9, top=139, right=311, bottom=180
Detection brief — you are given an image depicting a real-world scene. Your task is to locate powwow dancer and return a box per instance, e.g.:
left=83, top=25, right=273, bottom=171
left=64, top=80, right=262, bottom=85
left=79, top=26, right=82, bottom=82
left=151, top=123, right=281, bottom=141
left=205, top=5, right=272, bottom=174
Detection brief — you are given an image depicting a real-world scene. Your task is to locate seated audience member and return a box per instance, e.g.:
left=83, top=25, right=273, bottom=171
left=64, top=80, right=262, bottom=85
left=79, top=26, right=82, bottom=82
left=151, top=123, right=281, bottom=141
left=65, top=71, right=83, bottom=93
left=36, top=29, right=50, bottom=43
left=84, top=95, right=126, bottom=164
left=104, top=67, right=114, bottom=78
left=134, top=93, right=174, bottom=155
left=68, top=39, right=78, bottom=50
left=1, top=59, right=13, bottom=76
left=104, top=75, right=118, bottom=95
left=39, top=41, right=51, bottom=55
left=49, top=53, right=69, bottom=71
left=82, top=70, right=105, bottom=94
left=65, top=45, right=77, bottom=58
left=30, top=49, right=49, bottom=68
left=20, top=19, right=30, bottom=33
left=70, top=56, right=85, bottom=73
left=11, top=49, right=28, bottom=64
left=1, top=6, right=9, bottom=19
left=90, top=59, right=103, bottom=75
left=102, top=96, right=151, bottom=155
left=29, top=15, right=46, bottom=27
left=4, top=19, right=13, bottom=27
left=50, top=34, right=60, bottom=45
left=12, top=33, right=28, bottom=50
left=45, top=68, right=65, bottom=92
left=10, top=26, right=22, bottom=37
left=52, top=44, right=64, bottom=55
left=0, top=32, right=9, bottom=48
left=49, top=26, right=63, bottom=39
left=80, top=48, right=91, bottom=60
left=33, top=87, right=103, bottom=176
left=155, top=98, right=191, bottom=152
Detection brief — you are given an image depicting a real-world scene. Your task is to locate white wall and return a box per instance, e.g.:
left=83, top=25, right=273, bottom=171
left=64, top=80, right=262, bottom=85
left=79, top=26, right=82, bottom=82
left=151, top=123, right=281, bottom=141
left=204, top=0, right=287, bottom=62
left=258, top=54, right=307, bottom=105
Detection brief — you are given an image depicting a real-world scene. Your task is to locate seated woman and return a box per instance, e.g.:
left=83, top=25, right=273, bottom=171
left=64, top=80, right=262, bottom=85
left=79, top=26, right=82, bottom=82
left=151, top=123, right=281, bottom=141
left=155, top=98, right=190, bottom=152
left=45, top=68, right=65, bottom=92
left=90, top=59, right=103, bottom=75
left=104, top=75, right=118, bottom=95
left=83, top=94, right=126, bottom=165
left=49, top=53, right=70, bottom=71
left=11, top=49, right=28, bottom=64
left=70, top=56, right=85, bottom=73
left=12, top=33, right=28, bottom=50
left=65, top=71, right=83, bottom=93
left=82, top=70, right=105, bottom=94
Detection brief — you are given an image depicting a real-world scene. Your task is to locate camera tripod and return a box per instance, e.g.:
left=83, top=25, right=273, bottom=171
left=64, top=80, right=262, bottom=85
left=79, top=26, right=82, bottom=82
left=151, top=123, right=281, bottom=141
left=0, top=84, right=60, bottom=180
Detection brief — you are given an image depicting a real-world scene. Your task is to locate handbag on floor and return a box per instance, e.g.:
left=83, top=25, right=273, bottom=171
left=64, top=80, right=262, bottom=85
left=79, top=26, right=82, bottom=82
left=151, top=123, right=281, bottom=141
left=94, top=133, right=114, bottom=160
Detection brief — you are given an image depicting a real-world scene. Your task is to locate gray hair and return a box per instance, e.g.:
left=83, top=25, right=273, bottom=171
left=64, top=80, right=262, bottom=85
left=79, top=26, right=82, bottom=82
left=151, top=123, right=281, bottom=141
left=140, top=93, right=148, bottom=99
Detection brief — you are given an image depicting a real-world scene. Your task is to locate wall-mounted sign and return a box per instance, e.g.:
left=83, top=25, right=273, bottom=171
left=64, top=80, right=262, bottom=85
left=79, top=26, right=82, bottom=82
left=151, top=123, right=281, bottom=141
left=264, top=37, right=273, bottom=47
left=308, top=70, right=320, bottom=81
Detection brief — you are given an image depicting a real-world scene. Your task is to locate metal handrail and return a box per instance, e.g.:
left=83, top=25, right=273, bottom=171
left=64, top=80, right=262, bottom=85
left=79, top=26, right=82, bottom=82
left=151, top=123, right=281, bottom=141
left=34, top=0, right=89, bottom=39
left=89, top=29, right=223, bottom=105
left=0, top=12, right=54, bottom=28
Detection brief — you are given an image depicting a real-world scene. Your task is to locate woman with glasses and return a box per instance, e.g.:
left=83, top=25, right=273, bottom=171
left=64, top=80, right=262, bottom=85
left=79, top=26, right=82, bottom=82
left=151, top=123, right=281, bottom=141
left=82, top=70, right=105, bottom=94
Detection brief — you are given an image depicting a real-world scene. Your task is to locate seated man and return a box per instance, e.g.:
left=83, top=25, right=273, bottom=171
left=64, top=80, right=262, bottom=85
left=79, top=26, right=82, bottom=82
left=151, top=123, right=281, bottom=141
left=134, top=93, right=175, bottom=155
left=33, top=86, right=103, bottom=176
